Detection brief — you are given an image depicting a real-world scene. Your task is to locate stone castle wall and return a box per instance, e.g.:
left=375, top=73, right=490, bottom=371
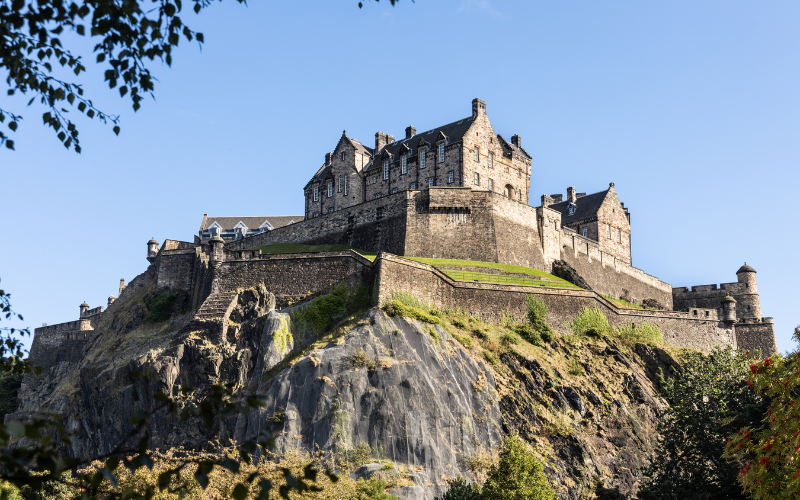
left=375, top=254, right=737, bottom=353
left=735, top=320, right=778, bottom=355
left=672, top=282, right=762, bottom=320
left=559, top=227, right=673, bottom=308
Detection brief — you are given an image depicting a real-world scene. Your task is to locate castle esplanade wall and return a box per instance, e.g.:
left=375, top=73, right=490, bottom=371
left=559, top=227, right=674, bottom=308
left=375, top=254, right=736, bottom=353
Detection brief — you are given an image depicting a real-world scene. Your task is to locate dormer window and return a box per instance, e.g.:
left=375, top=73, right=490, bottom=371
left=401, top=155, right=407, bottom=174
left=568, top=202, right=577, bottom=216
left=488, top=152, right=494, bottom=169
left=313, top=186, right=319, bottom=202
left=420, top=150, right=427, bottom=169
left=474, top=146, right=479, bottom=162
left=439, top=143, right=445, bottom=162
left=384, top=161, right=389, bottom=180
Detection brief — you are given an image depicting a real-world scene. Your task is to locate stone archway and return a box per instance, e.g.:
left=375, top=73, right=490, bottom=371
left=505, top=184, right=514, bottom=198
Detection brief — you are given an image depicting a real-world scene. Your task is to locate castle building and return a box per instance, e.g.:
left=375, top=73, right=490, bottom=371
left=198, top=214, right=303, bottom=242
left=303, top=99, right=532, bottom=219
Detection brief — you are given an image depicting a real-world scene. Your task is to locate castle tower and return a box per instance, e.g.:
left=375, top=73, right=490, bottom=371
left=79, top=302, right=89, bottom=319
left=736, top=263, right=762, bottom=319
left=209, top=234, right=225, bottom=267
left=721, top=295, right=737, bottom=323
left=147, top=238, right=159, bottom=263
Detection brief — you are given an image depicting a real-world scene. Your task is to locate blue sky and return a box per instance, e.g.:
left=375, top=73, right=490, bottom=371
left=2, top=0, right=798, bottom=352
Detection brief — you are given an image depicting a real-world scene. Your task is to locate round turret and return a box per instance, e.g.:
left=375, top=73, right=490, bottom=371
left=736, top=262, right=761, bottom=318
left=108, top=296, right=116, bottom=306
left=79, top=301, right=90, bottom=318
left=209, top=235, right=225, bottom=265
left=147, top=237, right=159, bottom=263
left=721, top=295, right=737, bottom=323
left=736, top=263, right=757, bottom=293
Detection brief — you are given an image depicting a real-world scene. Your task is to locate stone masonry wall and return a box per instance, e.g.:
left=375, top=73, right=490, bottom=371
left=560, top=228, right=673, bottom=308
left=214, top=251, right=375, bottom=306
left=672, top=282, right=763, bottom=320
left=735, top=320, right=778, bottom=355
left=155, top=245, right=196, bottom=292
left=376, top=254, right=732, bottom=353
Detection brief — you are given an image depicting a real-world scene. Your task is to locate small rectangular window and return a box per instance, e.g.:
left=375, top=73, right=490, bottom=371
left=327, top=182, right=333, bottom=197
left=488, top=178, right=494, bottom=190
left=411, top=182, right=417, bottom=189
left=474, top=172, right=480, bottom=185
left=439, top=143, right=445, bottom=162
left=376, top=193, right=382, bottom=199
left=420, top=150, right=426, bottom=169
left=340, top=151, right=345, bottom=161
left=384, top=161, right=389, bottom=180
left=338, top=175, right=342, bottom=193
left=392, top=187, right=398, bottom=194
left=313, top=186, right=319, bottom=201
left=617, top=228, right=621, bottom=243
left=344, top=175, right=349, bottom=195
left=328, top=207, right=334, bottom=213
left=428, top=177, right=434, bottom=187
left=582, top=227, right=588, bottom=237
left=607, top=224, right=611, bottom=239
left=401, top=155, right=407, bottom=174
left=448, top=171, right=454, bottom=184
left=488, top=152, right=493, bottom=169
left=474, top=146, right=479, bottom=162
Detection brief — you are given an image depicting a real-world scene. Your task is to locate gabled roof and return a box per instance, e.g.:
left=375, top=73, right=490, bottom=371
left=333, top=131, right=374, bottom=158
left=547, top=189, right=611, bottom=225
left=364, top=115, right=477, bottom=173
left=200, top=216, right=303, bottom=232
left=497, top=134, right=532, bottom=160
left=305, top=131, right=372, bottom=190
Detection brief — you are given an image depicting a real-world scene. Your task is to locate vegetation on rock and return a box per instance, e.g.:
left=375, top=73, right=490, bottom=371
left=481, top=434, right=555, bottom=500
left=144, top=290, right=176, bottom=323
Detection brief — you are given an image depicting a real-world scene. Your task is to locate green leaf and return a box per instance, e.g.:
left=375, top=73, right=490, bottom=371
left=78, top=102, right=86, bottom=112
left=6, top=89, right=13, bottom=96
left=194, top=3, right=201, bottom=13
left=97, top=53, right=106, bottom=63
left=9, top=122, right=17, bottom=132
left=196, top=32, right=204, bottom=42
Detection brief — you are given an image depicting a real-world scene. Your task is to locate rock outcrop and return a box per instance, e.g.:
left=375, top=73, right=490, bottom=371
left=13, top=268, right=682, bottom=499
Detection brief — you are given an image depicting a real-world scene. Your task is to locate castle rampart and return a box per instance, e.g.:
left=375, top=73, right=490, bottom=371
left=374, top=254, right=735, bottom=353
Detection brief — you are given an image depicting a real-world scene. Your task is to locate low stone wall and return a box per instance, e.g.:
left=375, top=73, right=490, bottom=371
left=214, top=250, right=376, bottom=305
left=376, top=254, right=735, bottom=353
left=559, top=229, right=673, bottom=308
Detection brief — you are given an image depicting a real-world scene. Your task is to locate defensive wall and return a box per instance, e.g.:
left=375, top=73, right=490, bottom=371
left=560, top=227, right=673, bottom=308
left=374, top=254, right=738, bottom=353
left=673, top=282, right=760, bottom=320
left=222, top=187, right=671, bottom=307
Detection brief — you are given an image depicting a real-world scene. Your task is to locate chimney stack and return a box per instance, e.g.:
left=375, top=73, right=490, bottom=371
left=375, top=132, right=387, bottom=152
left=325, top=152, right=332, bottom=166
left=511, top=134, right=521, bottom=148
left=472, top=98, right=486, bottom=118
left=541, top=194, right=553, bottom=207
left=567, top=186, right=577, bottom=203
left=550, top=194, right=563, bottom=203
left=405, top=126, right=416, bottom=139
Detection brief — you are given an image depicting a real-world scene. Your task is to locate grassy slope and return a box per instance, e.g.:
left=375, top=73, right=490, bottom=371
left=405, top=257, right=579, bottom=288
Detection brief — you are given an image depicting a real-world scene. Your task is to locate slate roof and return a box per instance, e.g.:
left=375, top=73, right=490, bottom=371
left=364, top=116, right=477, bottom=172
left=737, top=264, right=756, bottom=274
left=200, top=216, right=303, bottom=232
left=497, top=134, right=532, bottom=160
left=304, top=132, right=373, bottom=189
left=547, top=189, right=610, bottom=225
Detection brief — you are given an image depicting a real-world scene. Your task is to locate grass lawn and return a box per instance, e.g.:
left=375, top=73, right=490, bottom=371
left=405, top=256, right=578, bottom=287
left=439, top=269, right=580, bottom=289
left=253, top=243, right=377, bottom=261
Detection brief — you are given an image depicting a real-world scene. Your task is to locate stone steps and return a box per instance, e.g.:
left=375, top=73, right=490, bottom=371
left=194, top=291, right=238, bottom=321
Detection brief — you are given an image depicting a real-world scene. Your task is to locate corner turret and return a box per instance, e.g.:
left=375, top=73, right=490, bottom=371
left=147, top=238, right=159, bottom=263
left=736, top=263, right=761, bottom=318
left=209, top=235, right=225, bottom=266
left=79, top=302, right=89, bottom=318
left=721, top=295, right=737, bottom=323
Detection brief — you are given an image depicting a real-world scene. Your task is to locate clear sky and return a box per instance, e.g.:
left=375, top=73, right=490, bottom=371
left=2, top=0, right=798, bottom=353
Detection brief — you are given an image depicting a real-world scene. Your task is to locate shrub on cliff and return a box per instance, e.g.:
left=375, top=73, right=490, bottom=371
left=481, top=434, right=555, bottom=500
left=525, top=295, right=555, bottom=343
left=145, top=291, right=176, bottom=323
left=570, top=306, right=611, bottom=337
left=435, top=476, right=481, bottom=500
left=638, top=346, right=766, bottom=500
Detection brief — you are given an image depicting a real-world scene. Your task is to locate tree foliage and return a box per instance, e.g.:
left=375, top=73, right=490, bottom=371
left=481, top=434, right=555, bottom=500
left=0, top=0, right=391, bottom=152
left=435, top=476, right=480, bottom=500
left=724, top=327, right=800, bottom=499
left=638, top=346, right=767, bottom=500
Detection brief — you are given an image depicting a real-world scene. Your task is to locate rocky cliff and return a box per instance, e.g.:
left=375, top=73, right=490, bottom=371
left=15, top=270, right=683, bottom=499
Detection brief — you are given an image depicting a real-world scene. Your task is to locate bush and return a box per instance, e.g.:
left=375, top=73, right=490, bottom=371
left=526, top=295, right=556, bottom=342
left=570, top=306, right=611, bottom=336
left=473, top=328, right=490, bottom=341
left=482, top=434, right=555, bottom=500
left=452, top=318, right=468, bottom=329
left=615, top=322, right=662, bottom=346
left=19, top=473, right=75, bottom=500
left=145, top=291, right=175, bottom=323
left=435, top=476, right=481, bottom=500
left=353, top=477, right=395, bottom=500
left=514, top=324, right=542, bottom=346
left=500, top=332, right=521, bottom=346
left=292, top=283, right=353, bottom=333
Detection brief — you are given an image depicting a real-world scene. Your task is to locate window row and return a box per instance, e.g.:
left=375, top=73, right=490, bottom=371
left=606, top=223, right=622, bottom=243
left=473, top=146, right=494, bottom=169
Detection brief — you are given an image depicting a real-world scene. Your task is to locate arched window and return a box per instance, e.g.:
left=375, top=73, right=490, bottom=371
left=505, top=184, right=514, bottom=197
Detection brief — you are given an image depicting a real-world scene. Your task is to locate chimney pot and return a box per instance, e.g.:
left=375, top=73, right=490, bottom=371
left=406, top=126, right=416, bottom=139
left=567, top=186, right=577, bottom=203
